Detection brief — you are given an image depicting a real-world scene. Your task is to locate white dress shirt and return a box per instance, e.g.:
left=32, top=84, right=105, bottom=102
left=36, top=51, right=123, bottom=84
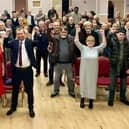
left=16, top=39, right=31, bottom=68
left=27, top=15, right=32, bottom=25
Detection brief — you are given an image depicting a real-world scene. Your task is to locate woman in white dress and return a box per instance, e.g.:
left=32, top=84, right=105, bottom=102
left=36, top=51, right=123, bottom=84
left=74, top=25, right=106, bottom=109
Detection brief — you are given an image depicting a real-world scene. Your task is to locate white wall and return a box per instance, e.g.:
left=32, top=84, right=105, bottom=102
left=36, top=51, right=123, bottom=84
left=97, top=0, right=108, bottom=15
left=0, top=0, right=13, bottom=14
left=125, top=0, right=129, bottom=16
left=28, top=0, right=52, bottom=15
left=52, top=0, right=62, bottom=17
left=0, top=0, right=127, bottom=19
left=112, top=0, right=124, bottom=17
left=97, top=0, right=108, bottom=22
left=72, top=0, right=96, bottom=14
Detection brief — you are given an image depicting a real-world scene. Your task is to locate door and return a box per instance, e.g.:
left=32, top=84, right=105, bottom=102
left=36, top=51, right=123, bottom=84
left=62, top=0, right=69, bottom=16
left=15, top=0, right=27, bottom=12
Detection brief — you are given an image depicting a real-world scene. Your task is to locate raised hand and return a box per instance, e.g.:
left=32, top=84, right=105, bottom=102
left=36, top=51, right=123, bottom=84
left=126, top=69, right=129, bottom=74
left=99, top=28, right=105, bottom=35
left=75, top=24, right=81, bottom=33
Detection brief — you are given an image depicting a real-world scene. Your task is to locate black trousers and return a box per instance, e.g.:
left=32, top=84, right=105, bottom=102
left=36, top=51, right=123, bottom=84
left=11, top=66, right=34, bottom=110
left=36, top=50, right=48, bottom=75
left=48, top=62, right=54, bottom=83
left=28, top=25, right=34, bottom=34
left=48, top=62, right=64, bottom=84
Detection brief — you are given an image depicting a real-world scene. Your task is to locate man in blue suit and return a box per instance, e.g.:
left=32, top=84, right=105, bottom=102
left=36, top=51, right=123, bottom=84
left=4, top=28, right=37, bottom=118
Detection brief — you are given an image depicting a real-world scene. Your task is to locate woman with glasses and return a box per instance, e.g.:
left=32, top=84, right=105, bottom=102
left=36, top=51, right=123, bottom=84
left=74, top=25, right=106, bottom=109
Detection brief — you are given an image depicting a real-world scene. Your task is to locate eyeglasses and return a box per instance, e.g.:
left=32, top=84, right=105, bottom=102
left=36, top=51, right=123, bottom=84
left=87, top=40, right=95, bottom=42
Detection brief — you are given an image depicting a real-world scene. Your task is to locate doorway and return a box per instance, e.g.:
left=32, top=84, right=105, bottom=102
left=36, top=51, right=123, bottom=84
left=62, top=0, right=69, bottom=16
left=15, top=0, right=27, bottom=12
left=108, top=0, right=114, bottom=21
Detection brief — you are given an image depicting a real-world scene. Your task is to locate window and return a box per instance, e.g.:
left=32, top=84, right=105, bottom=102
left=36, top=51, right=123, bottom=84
left=32, top=0, right=41, bottom=7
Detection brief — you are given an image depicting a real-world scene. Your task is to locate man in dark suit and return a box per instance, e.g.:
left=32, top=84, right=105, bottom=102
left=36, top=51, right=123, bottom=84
left=34, top=21, right=48, bottom=77
left=11, top=11, right=19, bottom=38
left=4, top=28, right=37, bottom=118
left=26, top=11, right=35, bottom=33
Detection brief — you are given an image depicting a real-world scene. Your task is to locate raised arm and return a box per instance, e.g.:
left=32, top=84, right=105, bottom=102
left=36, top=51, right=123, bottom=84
left=74, top=25, right=84, bottom=50
left=100, top=28, right=107, bottom=46
left=95, top=28, right=107, bottom=51
left=3, top=37, right=14, bottom=48
left=3, top=30, right=14, bottom=48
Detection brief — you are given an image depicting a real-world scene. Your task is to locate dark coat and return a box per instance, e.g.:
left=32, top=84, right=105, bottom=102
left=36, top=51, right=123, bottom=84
left=49, top=36, right=75, bottom=64
left=66, top=23, right=76, bottom=36
left=108, top=34, right=129, bottom=72
left=34, top=32, right=48, bottom=52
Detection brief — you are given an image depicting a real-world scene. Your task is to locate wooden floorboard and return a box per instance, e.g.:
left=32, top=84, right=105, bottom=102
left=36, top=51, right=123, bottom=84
left=0, top=73, right=129, bottom=129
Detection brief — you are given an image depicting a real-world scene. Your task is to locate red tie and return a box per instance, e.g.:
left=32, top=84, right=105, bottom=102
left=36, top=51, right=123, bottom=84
left=19, top=41, right=22, bottom=66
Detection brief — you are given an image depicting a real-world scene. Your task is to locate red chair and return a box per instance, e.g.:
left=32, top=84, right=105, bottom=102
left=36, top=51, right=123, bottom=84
left=97, top=56, right=111, bottom=87
left=73, top=56, right=111, bottom=99
left=73, top=56, right=129, bottom=100
left=73, top=58, right=80, bottom=99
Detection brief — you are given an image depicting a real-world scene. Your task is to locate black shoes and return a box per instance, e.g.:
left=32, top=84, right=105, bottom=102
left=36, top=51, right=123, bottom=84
left=80, top=103, right=85, bottom=108
left=6, top=108, right=16, bottom=116
left=46, top=81, right=53, bottom=86
left=35, top=73, right=40, bottom=77
left=108, top=100, right=114, bottom=106
left=80, top=98, right=94, bottom=109
left=108, top=99, right=129, bottom=106
left=120, top=99, right=129, bottom=105
left=60, top=82, right=65, bottom=87
left=51, top=92, right=59, bottom=97
left=44, top=73, right=48, bottom=77
left=108, top=101, right=114, bottom=106
left=6, top=108, right=35, bottom=118
left=29, top=110, right=35, bottom=118
left=51, top=92, right=75, bottom=98
left=80, top=98, right=85, bottom=108
left=88, top=99, right=93, bottom=109
left=69, top=93, right=75, bottom=98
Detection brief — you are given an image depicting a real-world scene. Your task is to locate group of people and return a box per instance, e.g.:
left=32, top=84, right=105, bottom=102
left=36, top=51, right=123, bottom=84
left=0, top=6, right=129, bottom=118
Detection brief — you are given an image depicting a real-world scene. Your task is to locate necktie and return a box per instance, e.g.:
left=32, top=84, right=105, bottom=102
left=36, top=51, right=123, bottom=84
left=19, top=41, right=22, bottom=66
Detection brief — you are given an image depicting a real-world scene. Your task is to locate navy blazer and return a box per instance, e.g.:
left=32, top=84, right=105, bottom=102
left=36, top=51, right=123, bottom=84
left=4, top=38, right=37, bottom=69
left=34, top=32, right=48, bottom=52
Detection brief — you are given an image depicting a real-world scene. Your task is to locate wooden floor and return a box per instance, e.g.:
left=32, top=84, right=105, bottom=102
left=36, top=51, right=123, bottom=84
left=0, top=73, right=129, bottom=129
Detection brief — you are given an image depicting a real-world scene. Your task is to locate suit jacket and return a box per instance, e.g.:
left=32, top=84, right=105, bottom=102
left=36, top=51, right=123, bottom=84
left=4, top=38, right=37, bottom=70
left=50, top=35, right=75, bottom=64
left=34, top=32, right=48, bottom=52
left=11, top=18, right=19, bottom=28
